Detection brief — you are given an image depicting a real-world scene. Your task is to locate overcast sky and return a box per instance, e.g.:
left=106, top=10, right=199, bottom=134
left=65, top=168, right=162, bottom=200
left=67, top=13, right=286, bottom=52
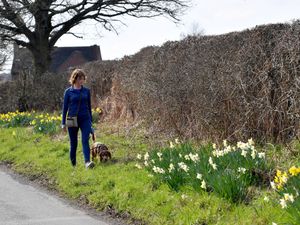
left=55, top=0, right=300, bottom=60
left=1, top=0, right=299, bottom=73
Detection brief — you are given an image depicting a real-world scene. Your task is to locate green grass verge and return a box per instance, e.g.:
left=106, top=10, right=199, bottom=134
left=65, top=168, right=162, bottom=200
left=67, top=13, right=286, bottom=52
left=0, top=125, right=295, bottom=225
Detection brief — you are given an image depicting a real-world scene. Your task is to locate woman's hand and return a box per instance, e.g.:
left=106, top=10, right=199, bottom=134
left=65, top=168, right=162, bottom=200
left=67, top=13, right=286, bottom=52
left=61, top=125, right=67, bottom=133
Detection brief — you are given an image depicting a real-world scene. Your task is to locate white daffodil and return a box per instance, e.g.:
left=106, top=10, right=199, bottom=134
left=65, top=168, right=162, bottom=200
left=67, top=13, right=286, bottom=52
left=159, top=168, right=166, bottom=174
left=294, top=188, right=299, bottom=197
left=270, top=181, right=276, bottom=190
left=181, top=194, right=188, bottom=200
left=157, top=152, right=163, bottom=161
left=284, top=193, right=294, bottom=203
left=279, top=198, right=287, bottom=208
left=196, top=173, right=203, bottom=180
left=208, top=157, right=217, bottom=170
left=212, top=150, right=224, bottom=158
left=137, top=154, right=142, bottom=160
left=135, top=164, right=142, bottom=169
left=175, top=138, right=180, bottom=144
left=238, top=167, right=246, bottom=174
left=189, top=153, right=199, bottom=162
left=144, top=152, right=149, bottom=161
left=237, top=141, right=251, bottom=151
left=184, top=154, right=190, bottom=160
left=212, top=163, right=217, bottom=170
left=209, top=157, right=214, bottom=165
left=241, top=149, right=247, bottom=157
left=237, top=141, right=243, bottom=149
left=170, top=141, right=175, bottom=148
left=178, top=162, right=189, bottom=172
left=201, top=180, right=207, bottom=190
left=251, top=149, right=256, bottom=159
left=282, top=175, right=288, bottom=183
left=258, top=152, right=265, bottom=159
left=248, top=138, right=255, bottom=146
left=152, top=166, right=158, bottom=173
left=263, top=196, right=269, bottom=202
left=168, top=163, right=175, bottom=173
left=224, top=146, right=232, bottom=154
left=152, top=166, right=165, bottom=174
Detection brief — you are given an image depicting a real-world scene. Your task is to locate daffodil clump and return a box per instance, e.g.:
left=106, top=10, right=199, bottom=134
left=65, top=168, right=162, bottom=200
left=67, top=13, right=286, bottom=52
left=30, top=113, right=62, bottom=134
left=207, top=139, right=269, bottom=202
left=271, top=166, right=300, bottom=224
left=92, top=107, right=102, bottom=123
left=136, top=139, right=204, bottom=192
left=0, top=111, right=62, bottom=134
left=136, top=138, right=270, bottom=203
left=0, top=111, right=34, bottom=127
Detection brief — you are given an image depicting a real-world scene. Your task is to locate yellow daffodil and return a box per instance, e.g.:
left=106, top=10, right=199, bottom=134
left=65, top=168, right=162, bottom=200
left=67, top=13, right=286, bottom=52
left=274, top=170, right=289, bottom=190
left=289, top=166, right=300, bottom=176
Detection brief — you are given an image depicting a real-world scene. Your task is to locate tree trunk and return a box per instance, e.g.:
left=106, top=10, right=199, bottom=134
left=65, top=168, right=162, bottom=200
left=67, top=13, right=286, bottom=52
left=31, top=40, right=52, bottom=83
left=31, top=5, right=53, bottom=83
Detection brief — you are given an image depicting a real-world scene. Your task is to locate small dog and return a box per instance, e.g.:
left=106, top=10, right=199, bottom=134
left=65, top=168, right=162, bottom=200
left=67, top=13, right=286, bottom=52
left=91, top=133, right=112, bottom=162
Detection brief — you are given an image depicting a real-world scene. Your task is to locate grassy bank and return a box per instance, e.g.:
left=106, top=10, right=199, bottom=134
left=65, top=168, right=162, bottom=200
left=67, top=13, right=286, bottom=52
left=0, top=124, right=298, bottom=225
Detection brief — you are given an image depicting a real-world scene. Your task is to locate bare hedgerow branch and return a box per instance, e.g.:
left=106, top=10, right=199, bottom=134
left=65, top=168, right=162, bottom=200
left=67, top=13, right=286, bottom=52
left=103, top=21, right=300, bottom=143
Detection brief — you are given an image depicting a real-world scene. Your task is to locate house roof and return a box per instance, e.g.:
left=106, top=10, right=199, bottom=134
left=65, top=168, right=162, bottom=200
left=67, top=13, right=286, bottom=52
left=49, top=45, right=101, bottom=73
left=11, top=44, right=102, bottom=77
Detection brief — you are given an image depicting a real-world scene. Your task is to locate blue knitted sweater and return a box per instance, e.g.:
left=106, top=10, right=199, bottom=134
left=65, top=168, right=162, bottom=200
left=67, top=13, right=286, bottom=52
left=62, top=86, right=92, bottom=125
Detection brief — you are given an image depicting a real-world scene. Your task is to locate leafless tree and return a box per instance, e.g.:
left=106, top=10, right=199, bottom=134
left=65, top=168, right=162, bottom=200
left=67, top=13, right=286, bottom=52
left=0, top=39, right=8, bottom=71
left=180, top=21, right=205, bottom=39
left=0, top=0, right=190, bottom=81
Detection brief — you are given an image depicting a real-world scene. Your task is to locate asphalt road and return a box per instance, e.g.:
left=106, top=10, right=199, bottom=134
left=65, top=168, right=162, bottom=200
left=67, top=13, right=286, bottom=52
left=0, top=167, right=118, bottom=225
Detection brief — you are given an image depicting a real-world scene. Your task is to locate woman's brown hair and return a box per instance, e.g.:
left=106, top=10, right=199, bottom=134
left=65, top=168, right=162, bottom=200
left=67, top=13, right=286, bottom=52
left=69, top=69, right=87, bottom=85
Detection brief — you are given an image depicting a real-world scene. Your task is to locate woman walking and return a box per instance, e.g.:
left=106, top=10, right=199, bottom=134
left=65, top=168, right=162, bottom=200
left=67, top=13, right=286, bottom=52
left=62, top=69, right=94, bottom=169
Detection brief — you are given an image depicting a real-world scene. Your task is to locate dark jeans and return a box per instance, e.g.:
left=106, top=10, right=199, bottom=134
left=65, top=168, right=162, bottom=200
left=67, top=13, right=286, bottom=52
left=68, top=115, right=92, bottom=166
